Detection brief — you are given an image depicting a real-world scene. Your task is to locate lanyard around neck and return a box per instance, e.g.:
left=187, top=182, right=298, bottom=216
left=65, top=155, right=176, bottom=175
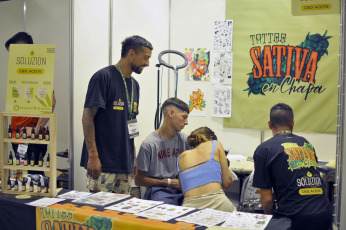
left=117, top=63, right=134, bottom=117
left=276, top=130, right=292, bottom=135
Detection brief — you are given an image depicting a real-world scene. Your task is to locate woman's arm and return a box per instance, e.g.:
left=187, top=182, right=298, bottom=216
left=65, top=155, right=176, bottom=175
left=217, top=141, right=233, bottom=189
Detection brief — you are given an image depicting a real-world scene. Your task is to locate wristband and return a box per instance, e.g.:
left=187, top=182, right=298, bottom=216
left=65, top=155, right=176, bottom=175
left=167, top=178, right=171, bottom=187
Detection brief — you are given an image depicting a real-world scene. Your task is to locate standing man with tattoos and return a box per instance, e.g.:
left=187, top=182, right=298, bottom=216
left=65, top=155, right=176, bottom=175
left=80, top=35, right=153, bottom=194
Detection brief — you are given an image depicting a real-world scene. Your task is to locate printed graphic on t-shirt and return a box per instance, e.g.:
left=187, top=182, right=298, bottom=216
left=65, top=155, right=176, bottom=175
left=281, top=142, right=319, bottom=171
left=296, top=171, right=323, bottom=195
left=157, top=148, right=180, bottom=160
left=113, top=99, right=124, bottom=110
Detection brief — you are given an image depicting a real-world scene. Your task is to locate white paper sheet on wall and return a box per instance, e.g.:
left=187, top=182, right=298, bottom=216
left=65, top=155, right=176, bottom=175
left=212, top=85, right=232, bottom=118
left=185, top=48, right=211, bottom=82
left=213, top=52, right=233, bottom=85
left=213, top=20, right=233, bottom=52
left=188, top=85, right=207, bottom=117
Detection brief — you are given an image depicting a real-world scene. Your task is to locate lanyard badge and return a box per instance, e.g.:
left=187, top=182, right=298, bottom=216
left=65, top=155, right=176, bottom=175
left=117, top=63, right=139, bottom=139
left=117, top=63, right=134, bottom=117
left=128, top=119, right=139, bottom=139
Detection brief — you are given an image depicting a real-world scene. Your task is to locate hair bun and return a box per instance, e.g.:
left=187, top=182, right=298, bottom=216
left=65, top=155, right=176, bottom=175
left=187, top=132, right=208, bottom=148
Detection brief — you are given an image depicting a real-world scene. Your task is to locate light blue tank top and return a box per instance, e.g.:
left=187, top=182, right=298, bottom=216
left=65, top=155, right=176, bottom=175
left=177, top=140, right=222, bottom=194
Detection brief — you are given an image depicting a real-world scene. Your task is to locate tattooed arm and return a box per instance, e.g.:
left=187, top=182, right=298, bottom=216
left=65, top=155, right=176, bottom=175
left=82, top=106, right=101, bottom=179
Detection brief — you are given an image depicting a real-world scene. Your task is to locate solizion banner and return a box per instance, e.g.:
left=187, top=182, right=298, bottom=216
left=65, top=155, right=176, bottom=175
left=224, top=0, right=340, bottom=133
left=6, top=44, right=55, bottom=114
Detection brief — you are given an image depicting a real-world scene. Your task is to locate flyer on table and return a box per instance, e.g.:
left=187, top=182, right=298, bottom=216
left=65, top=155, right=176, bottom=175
left=6, top=44, right=55, bottom=114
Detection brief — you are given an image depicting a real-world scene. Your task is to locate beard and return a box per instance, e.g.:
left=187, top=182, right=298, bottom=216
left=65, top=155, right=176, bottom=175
left=132, top=64, right=144, bottom=74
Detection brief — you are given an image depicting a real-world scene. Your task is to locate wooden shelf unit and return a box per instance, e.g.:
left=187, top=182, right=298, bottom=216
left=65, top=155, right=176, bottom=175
left=0, top=112, right=57, bottom=197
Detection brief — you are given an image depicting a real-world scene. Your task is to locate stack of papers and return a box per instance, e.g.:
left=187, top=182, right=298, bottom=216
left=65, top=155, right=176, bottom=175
left=57, top=190, right=92, bottom=200
left=105, top=198, right=163, bottom=213
left=72, top=192, right=130, bottom=206
left=176, top=209, right=272, bottom=229
left=27, top=198, right=65, bottom=207
left=176, top=208, right=231, bottom=227
left=221, top=212, right=272, bottom=230
left=136, top=203, right=195, bottom=221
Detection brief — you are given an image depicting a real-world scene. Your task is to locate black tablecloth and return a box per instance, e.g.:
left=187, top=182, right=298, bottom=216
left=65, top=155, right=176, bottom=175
left=0, top=193, right=37, bottom=230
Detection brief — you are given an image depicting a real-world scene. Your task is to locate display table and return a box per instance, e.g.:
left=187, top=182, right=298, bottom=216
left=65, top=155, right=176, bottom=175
left=228, top=156, right=254, bottom=201
left=0, top=190, right=291, bottom=230
left=228, top=157, right=254, bottom=175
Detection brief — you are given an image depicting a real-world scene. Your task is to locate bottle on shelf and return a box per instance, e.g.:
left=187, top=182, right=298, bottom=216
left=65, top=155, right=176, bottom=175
left=30, top=153, right=35, bottom=166
left=37, top=180, right=42, bottom=193
left=22, top=178, right=27, bottom=192
left=8, top=124, right=12, bottom=138
left=38, top=126, right=43, bottom=140
left=7, top=177, right=11, bottom=190
left=8, top=151, right=13, bottom=165
left=15, top=152, right=20, bottom=165
left=14, top=178, right=18, bottom=191
left=15, top=125, right=20, bottom=139
left=24, top=153, right=28, bottom=166
left=38, top=152, right=43, bottom=167
left=1, top=113, right=56, bottom=196
left=31, top=126, right=35, bottom=140
left=46, top=153, right=50, bottom=167
left=22, top=125, right=27, bottom=139
left=45, top=126, right=50, bottom=141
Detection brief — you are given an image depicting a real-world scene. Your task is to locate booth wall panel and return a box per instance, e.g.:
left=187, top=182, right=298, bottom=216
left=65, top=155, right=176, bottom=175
left=112, top=0, right=170, bottom=152
left=26, top=0, right=70, bottom=166
left=0, top=0, right=23, bottom=113
left=73, top=0, right=110, bottom=191
left=169, top=0, right=261, bottom=156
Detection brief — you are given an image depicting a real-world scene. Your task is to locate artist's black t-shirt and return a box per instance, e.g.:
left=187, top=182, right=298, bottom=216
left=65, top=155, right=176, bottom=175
left=253, top=134, right=332, bottom=222
left=80, top=65, right=139, bottom=173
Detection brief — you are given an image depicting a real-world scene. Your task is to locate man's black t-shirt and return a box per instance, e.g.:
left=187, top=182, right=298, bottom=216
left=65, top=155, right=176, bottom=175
left=253, top=134, right=332, bottom=227
left=80, top=65, right=139, bottom=174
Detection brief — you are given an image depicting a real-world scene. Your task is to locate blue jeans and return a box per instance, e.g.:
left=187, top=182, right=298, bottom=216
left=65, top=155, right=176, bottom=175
left=145, top=187, right=184, bottom=206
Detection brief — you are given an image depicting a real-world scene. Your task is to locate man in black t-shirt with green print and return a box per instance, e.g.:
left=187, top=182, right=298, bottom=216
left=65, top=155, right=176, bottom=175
left=253, top=103, right=332, bottom=230
left=80, top=35, right=153, bottom=194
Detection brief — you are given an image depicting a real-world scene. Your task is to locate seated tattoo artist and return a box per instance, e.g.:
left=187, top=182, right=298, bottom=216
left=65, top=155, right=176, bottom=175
left=135, top=98, right=190, bottom=205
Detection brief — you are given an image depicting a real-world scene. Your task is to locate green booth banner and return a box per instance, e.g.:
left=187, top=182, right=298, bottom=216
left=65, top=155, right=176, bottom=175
left=224, top=0, right=340, bottom=134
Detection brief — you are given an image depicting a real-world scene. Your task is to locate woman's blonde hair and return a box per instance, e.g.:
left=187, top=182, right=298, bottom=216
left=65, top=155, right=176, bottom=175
left=187, top=127, right=217, bottom=148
